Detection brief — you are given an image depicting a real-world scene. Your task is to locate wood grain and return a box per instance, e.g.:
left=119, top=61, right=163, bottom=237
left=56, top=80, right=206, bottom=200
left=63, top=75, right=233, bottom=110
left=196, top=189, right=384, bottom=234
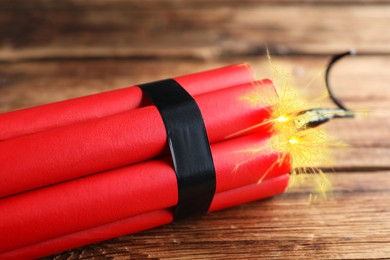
left=1, top=1, right=389, bottom=259
left=1, top=1, right=390, bottom=61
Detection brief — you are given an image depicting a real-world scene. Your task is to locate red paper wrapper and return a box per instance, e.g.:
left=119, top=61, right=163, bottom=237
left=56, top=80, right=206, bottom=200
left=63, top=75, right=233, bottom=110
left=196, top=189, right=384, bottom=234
left=1, top=174, right=289, bottom=259
left=0, top=80, right=273, bottom=198
left=0, top=132, right=290, bottom=254
left=0, top=64, right=292, bottom=259
left=0, top=64, right=255, bottom=141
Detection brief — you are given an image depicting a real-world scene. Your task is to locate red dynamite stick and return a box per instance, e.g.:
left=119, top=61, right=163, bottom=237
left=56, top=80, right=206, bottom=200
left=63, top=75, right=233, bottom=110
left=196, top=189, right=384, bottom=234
left=0, top=64, right=255, bottom=141
left=0, top=174, right=289, bottom=259
left=0, top=80, right=273, bottom=198
left=0, top=132, right=291, bottom=253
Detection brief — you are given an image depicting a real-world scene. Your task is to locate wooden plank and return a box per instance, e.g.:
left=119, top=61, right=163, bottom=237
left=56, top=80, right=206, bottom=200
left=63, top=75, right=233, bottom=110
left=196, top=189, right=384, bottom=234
left=0, top=56, right=389, bottom=169
left=3, top=0, right=390, bottom=10
left=1, top=3, right=390, bottom=61
left=48, top=171, right=390, bottom=259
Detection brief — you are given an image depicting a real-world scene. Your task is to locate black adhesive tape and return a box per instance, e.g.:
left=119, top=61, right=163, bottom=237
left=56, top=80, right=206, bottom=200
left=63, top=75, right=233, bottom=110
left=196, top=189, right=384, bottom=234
left=139, top=79, right=216, bottom=220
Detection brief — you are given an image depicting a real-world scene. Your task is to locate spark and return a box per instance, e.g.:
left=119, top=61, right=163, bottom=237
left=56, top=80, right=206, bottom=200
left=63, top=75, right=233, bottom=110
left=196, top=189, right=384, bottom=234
left=230, top=58, right=342, bottom=198
left=276, top=115, right=290, bottom=123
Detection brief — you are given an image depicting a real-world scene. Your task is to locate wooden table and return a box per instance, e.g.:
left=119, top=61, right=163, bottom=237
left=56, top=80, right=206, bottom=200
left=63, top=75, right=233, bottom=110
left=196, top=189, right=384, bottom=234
left=0, top=1, right=389, bottom=259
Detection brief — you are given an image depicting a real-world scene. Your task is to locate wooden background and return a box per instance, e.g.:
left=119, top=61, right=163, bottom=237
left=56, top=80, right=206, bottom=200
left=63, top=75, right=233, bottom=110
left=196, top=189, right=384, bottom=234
left=1, top=1, right=389, bottom=259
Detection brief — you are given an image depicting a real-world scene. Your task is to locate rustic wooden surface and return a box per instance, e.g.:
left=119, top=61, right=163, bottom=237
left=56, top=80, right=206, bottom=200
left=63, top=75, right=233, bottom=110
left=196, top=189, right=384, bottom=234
left=0, top=1, right=389, bottom=259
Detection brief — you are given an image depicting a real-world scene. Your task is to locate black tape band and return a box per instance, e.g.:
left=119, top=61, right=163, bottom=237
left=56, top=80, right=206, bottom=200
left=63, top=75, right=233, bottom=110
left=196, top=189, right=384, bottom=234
left=139, top=79, right=216, bottom=220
